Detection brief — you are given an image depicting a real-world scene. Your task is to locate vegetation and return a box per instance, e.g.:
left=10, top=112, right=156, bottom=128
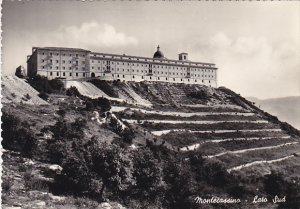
left=28, top=75, right=65, bottom=94
left=87, top=79, right=118, bottom=98
left=1, top=112, right=37, bottom=157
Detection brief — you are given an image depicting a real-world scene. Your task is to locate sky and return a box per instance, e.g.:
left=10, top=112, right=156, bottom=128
left=1, top=1, right=299, bottom=99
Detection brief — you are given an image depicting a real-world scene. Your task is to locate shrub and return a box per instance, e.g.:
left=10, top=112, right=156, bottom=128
left=88, top=79, right=118, bottom=98
left=38, top=91, right=49, bottom=101
left=2, top=178, right=13, bottom=193
left=85, top=100, right=95, bottom=111
left=188, top=90, right=210, bottom=101
left=15, top=68, right=25, bottom=78
left=97, top=97, right=111, bottom=112
left=121, top=127, right=135, bottom=144
left=264, top=171, right=287, bottom=196
left=1, top=112, right=37, bottom=157
left=27, top=75, right=52, bottom=93
left=49, top=78, right=65, bottom=91
left=132, top=148, right=162, bottom=197
left=66, top=86, right=80, bottom=97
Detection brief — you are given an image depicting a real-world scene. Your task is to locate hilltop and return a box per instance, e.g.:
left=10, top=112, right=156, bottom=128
left=2, top=76, right=300, bottom=209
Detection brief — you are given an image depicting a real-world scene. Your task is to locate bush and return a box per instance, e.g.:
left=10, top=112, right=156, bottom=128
left=27, top=75, right=52, bottom=93
left=1, top=112, right=37, bottom=157
left=97, top=97, right=111, bottom=112
left=132, top=148, right=162, bottom=197
left=24, top=170, right=49, bottom=192
left=66, top=86, right=80, bottom=97
left=2, top=178, right=13, bottom=193
left=121, top=127, right=135, bottom=144
left=38, top=92, right=49, bottom=101
left=85, top=100, right=95, bottom=111
left=188, top=90, right=210, bottom=101
left=88, top=79, right=118, bottom=98
left=49, top=78, right=64, bottom=91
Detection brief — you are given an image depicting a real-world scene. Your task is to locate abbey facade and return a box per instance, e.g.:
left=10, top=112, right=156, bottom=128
left=27, top=46, right=218, bottom=87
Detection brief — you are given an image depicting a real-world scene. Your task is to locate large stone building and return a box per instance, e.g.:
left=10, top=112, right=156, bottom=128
left=27, top=46, right=218, bottom=87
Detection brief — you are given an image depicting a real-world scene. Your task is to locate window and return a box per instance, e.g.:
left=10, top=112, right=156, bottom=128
left=42, top=59, right=44, bottom=63
left=158, top=77, right=160, bottom=80
left=70, top=73, right=72, bottom=76
left=50, top=59, right=53, bottom=63
left=63, top=67, right=65, bottom=70
left=76, top=54, right=78, bottom=57
left=173, top=78, right=175, bottom=81
left=63, top=72, right=65, bottom=76
left=142, top=76, right=144, bottom=79
left=150, top=76, right=152, bottom=80
left=133, top=75, right=135, bottom=78
left=42, top=66, right=44, bottom=69
left=56, top=60, right=59, bottom=63
left=57, top=72, right=59, bottom=76
left=76, top=73, right=78, bottom=77
left=56, top=67, right=59, bottom=70
left=82, top=61, right=85, bottom=64
left=63, top=60, right=65, bottom=64
left=123, top=75, right=125, bottom=78
left=50, top=53, right=52, bottom=56
left=50, top=72, right=52, bottom=76
left=83, top=73, right=85, bottom=77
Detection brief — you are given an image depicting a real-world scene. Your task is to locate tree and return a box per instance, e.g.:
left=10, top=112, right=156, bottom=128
left=97, top=97, right=111, bottom=112
left=132, top=148, right=162, bottom=198
left=1, top=112, right=37, bottom=157
left=15, top=67, right=25, bottom=78
left=66, top=86, right=80, bottom=97
left=49, top=78, right=65, bottom=91
left=27, top=75, right=52, bottom=93
left=91, top=143, right=135, bottom=199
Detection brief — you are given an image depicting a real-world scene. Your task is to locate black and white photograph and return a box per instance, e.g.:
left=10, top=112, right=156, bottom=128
left=1, top=1, right=300, bottom=209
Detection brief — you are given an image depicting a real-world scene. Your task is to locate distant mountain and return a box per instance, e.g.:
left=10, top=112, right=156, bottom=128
left=247, top=96, right=300, bottom=130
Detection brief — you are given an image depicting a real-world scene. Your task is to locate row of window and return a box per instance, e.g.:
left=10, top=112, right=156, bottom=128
left=41, top=52, right=85, bottom=57
left=91, top=54, right=214, bottom=67
left=113, top=74, right=211, bottom=83
left=91, top=60, right=214, bottom=72
left=49, top=72, right=86, bottom=77
left=42, top=59, right=84, bottom=65
left=41, top=58, right=215, bottom=73
left=42, top=66, right=85, bottom=70
left=42, top=67, right=214, bottom=78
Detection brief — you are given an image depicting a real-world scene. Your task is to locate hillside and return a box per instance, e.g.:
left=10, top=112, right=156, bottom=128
left=1, top=76, right=48, bottom=105
left=247, top=96, right=300, bottom=130
left=2, top=78, right=300, bottom=209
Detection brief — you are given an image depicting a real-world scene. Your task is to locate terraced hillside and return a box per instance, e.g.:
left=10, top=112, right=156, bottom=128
left=3, top=78, right=300, bottom=209
left=88, top=80, right=300, bottom=176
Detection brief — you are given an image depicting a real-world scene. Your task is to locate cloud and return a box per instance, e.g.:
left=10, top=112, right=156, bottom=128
left=41, top=21, right=139, bottom=49
left=191, top=32, right=300, bottom=98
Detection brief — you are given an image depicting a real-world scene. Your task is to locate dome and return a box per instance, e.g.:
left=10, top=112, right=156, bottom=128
left=153, top=45, right=165, bottom=59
